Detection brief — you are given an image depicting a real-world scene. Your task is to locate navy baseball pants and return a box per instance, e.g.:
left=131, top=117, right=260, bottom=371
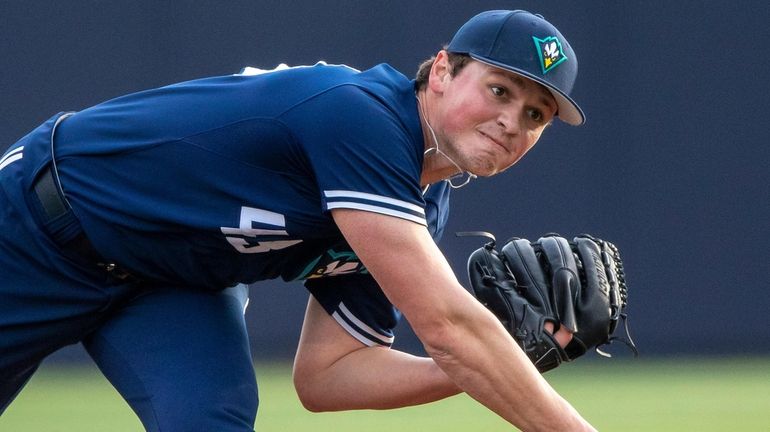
left=0, top=116, right=258, bottom=431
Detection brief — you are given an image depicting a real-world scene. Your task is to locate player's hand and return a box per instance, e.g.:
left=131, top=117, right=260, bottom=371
left=544, top=321, right=573, bottom=348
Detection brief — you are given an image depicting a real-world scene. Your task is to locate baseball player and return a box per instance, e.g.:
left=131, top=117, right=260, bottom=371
left=0, top=10, right=593, bottom=431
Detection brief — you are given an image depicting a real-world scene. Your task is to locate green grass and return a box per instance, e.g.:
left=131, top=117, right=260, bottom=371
left=2, top=357, right=769, bottom=431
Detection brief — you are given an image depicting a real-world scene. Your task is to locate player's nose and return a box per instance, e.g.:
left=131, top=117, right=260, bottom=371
left=496, top=106, right=522, bottom=137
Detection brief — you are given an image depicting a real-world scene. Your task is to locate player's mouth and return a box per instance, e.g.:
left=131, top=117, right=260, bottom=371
left=479, top=131, right=509, bottom=154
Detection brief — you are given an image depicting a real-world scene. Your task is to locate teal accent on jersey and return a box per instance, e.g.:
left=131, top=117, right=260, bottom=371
left=292, top=244, right=373, bottom=281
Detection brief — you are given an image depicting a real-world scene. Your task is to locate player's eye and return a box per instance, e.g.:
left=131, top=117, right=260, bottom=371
left=527, top=108, right=545, bottom=124
left=490, top=86, right=507, bottom=97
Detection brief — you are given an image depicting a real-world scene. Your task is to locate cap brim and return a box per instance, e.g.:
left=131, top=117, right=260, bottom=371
left=470, top=54, right=585, bottom=126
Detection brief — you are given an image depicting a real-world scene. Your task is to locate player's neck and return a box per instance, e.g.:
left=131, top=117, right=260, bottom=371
left=416, top=91, right=463, bottom=186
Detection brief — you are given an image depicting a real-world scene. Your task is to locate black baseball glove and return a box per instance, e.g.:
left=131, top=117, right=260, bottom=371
left=465, top=232, right=637, bottom=373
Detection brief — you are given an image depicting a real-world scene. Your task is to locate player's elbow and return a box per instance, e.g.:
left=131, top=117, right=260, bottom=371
left=412, top=314, right=465, bottom=365
left=292, top=366, right=336, bottom=412
left=293, top=378, right=323, bottom=412
left=411, top=301, right=494, bottom=366
left=295, top=389, right=327, bottom=413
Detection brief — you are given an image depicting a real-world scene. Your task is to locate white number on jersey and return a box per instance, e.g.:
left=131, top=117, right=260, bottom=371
left=220, top=206, right=302, bottom=254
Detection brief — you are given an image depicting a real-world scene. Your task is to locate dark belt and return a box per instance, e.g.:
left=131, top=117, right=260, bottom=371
left=32, top=167, right=142, bottom=283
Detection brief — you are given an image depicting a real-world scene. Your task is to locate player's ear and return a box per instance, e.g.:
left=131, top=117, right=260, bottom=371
left=428, top=50, right=452, bottom=94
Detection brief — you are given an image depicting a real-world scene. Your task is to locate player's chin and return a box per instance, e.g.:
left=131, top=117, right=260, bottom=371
left=472, top=155, right=515, bottom=177
left=470, top=163, right=499, bottom=178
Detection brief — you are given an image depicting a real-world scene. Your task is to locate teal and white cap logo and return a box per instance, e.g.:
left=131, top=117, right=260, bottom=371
left=533, top=36, right=568, bottom=74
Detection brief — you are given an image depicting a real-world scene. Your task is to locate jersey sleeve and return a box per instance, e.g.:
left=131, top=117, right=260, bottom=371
left=301, top=184, right=451, bottom=347
left=284, top=84, right=427, bottom=226
left=305, top=273, right=401, bottom=347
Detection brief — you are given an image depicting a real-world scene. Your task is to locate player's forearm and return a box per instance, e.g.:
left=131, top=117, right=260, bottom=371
left=296, top=347, right=460, bottom=411
left=417, top=303, right=595, bottom=432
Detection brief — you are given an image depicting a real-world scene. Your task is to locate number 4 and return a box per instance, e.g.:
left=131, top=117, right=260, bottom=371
left=220, top=206, right=303, bottom=253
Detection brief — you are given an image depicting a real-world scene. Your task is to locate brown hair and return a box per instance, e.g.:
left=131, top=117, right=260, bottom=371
left=414, top=52, right=472, bottom=90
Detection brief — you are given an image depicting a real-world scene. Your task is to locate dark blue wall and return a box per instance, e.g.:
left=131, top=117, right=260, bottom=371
left=2, top=1, right=768, bottom=359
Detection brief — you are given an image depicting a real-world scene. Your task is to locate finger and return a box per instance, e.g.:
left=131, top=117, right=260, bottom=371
left=544, top=321, right=555, bottom=334
left=553, top=326, right=573, bottom=348
left=544, top=321, right=573, bottom=348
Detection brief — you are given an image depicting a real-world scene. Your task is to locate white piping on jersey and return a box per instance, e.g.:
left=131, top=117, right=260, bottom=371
left=338, top=302, right=394, bottom=345
left=324, top=190, right=425, bottom=215
left=326, top=202, right=427, bottom=226
left=331, top=303, right=394, bottom=347
left=331, top=311, right=378, bottom=346
left=0, top=146, right=24, bottom=171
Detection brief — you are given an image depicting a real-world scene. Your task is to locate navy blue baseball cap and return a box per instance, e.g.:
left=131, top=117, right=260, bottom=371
left=448, top=10, right=585, bottom=125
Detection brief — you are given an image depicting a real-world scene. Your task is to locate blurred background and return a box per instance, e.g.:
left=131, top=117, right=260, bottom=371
left=1, top=0, right=768, bottom=370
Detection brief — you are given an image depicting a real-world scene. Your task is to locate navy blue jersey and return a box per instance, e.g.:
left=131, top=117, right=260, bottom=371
left=55, top=63, right=449, bottom=285
left=49, top=63, right=451, bottom=345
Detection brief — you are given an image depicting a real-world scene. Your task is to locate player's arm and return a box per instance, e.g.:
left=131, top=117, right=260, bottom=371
left=331, top=209, right=596, bottom=432
left=293, top=295, right=461, bottom=411
left=293, top=281, right=572, bottom=411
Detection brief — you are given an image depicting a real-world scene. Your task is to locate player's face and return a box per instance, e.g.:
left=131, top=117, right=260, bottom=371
left=432, top=57, right=558, bottom=177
